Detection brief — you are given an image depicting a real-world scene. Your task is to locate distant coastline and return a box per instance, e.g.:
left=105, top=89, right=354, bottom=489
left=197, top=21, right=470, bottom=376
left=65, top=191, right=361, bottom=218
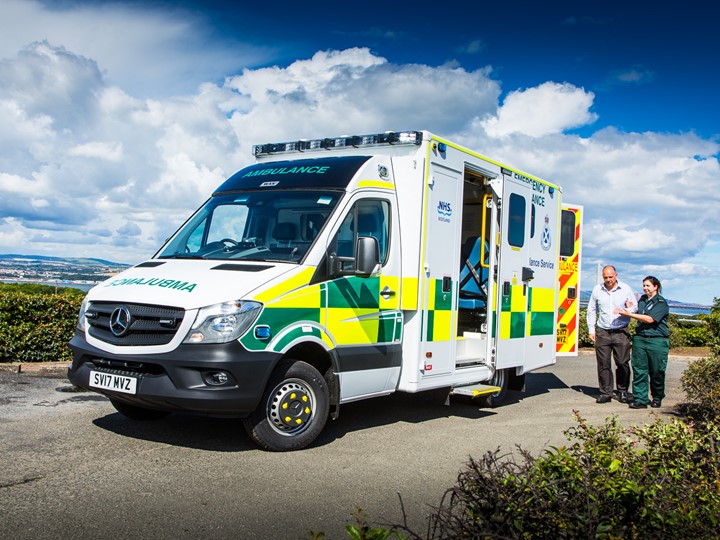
left=580, top=299, right=711, bottom=316
left=1, top=279, right=98, bottom=292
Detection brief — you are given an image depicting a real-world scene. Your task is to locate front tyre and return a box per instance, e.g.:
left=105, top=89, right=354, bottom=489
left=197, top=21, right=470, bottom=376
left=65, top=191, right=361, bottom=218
left=243, top=360, right=330, bottom=451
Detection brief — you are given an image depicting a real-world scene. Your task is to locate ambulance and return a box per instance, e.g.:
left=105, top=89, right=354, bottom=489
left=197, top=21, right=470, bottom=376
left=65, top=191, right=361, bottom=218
left=68, top=130, right=583, bottom=451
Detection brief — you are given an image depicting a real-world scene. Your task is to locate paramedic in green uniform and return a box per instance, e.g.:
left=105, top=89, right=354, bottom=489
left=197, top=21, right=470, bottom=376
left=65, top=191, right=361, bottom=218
left=615, top=276, right=670, bottom=409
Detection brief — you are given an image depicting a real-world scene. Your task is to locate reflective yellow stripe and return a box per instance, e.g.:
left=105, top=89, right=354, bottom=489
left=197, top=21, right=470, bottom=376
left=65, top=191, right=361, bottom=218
left=357, top=180, right=394, bottom=189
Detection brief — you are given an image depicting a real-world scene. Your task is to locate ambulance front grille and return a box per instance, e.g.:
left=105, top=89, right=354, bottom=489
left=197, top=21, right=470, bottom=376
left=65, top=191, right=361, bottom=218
left=86, top=302, right=185, bottom=346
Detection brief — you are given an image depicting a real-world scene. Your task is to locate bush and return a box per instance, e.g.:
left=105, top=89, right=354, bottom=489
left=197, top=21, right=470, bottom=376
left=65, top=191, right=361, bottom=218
left=416, top=414, right=720, bottom=539
left=0, top=287, right=83, bottom=363
left=706, top=297, right=720, bottom=357
left=682, top=355, right=720, bottom=422
left=681, top=297, right=720, bottom=421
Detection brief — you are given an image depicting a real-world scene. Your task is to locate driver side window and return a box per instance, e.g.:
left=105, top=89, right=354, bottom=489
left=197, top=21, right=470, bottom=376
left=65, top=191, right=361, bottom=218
left=332, top=199, right=390, bottom=272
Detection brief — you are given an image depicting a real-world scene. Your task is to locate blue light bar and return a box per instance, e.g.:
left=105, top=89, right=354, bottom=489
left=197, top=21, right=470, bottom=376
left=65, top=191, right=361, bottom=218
left=252, top=131, right=423, bottom=156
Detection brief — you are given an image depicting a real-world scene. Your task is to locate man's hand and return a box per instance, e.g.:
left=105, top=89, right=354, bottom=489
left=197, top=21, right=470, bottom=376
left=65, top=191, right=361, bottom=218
left=589, top=332, right=596, bottom=342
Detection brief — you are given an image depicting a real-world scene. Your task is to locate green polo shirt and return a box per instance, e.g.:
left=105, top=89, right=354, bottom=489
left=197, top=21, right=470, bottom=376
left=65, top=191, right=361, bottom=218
left=635, top=293, right=669, bottom=338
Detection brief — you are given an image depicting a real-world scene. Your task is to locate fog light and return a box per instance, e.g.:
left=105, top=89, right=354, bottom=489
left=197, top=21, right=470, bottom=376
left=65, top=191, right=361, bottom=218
left=204, top=371, right=229, bottom=386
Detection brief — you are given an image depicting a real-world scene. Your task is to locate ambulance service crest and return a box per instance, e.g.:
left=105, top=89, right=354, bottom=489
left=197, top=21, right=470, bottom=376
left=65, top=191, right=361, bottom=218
left=541, top=215, right=552, bottom=251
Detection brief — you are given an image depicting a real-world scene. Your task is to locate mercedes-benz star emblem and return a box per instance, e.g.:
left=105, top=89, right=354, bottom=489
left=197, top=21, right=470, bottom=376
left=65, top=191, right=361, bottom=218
left=109, top=306, right=132, bottom=337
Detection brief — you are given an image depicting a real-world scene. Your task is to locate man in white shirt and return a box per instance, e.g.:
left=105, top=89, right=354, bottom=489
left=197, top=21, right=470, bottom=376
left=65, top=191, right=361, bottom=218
left=586, top=265, right=636, bottom=403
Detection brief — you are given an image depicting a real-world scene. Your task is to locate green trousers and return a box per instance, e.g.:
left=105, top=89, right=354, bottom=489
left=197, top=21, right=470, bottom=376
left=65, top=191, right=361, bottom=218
left=631, top=335, right=669, bottom=405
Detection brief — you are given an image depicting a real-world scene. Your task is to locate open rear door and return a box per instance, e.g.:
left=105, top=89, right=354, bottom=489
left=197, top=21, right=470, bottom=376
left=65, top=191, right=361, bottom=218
left=556, top=204, right=583, bottom=356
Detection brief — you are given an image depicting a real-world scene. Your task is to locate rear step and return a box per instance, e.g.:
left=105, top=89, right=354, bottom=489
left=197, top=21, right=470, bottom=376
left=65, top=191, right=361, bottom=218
left=451, top=383, right=501, bottom=398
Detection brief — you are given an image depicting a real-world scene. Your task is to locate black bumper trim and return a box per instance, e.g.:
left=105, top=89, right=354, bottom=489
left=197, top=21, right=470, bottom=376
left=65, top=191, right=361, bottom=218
left=68, top=331, right=281, bottom=416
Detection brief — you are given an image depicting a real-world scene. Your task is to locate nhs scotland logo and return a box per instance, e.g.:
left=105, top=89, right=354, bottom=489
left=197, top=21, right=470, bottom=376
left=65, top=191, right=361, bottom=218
left=437, top=201, right=452, bottom=223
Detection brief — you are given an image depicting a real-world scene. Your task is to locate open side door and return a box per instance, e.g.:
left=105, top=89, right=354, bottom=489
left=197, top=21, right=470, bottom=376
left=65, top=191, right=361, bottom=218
left=494, top=170, right=558, bottom=373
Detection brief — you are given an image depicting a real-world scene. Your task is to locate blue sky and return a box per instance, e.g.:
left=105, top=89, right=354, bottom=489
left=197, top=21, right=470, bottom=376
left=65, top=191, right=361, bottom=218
left=1, top=0, right=719, bottom=304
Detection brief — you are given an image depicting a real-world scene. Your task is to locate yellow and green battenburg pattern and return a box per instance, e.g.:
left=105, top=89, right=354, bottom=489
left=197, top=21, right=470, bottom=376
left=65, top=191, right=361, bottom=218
left=499, top=286, right=555, bottom=339
left=240, top=269, right=402, bottom=352
left=423, top=278, right=454, bottom=341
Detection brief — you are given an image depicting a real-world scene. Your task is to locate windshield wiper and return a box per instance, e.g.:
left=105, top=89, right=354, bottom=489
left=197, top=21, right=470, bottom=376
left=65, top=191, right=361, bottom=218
left=158, top=253, right=206, bottom=259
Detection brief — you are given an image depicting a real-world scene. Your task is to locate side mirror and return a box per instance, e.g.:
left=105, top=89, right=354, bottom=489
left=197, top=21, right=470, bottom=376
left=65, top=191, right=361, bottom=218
left=356, top=236, right=380, bottom=276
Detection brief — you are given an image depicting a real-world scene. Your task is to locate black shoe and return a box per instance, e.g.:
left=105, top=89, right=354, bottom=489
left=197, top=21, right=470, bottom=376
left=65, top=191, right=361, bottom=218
left=650, top=399, right=662, bottom=408
left=618, top=391, right=629, bottom=404
left=596, top=395, right=612, bottom=404
left=629, top=402, right=647, bottom=409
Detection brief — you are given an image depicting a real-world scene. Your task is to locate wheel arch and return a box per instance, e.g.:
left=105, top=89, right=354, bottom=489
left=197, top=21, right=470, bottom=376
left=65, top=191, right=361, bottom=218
left=281, top=340, right=340, bottom=419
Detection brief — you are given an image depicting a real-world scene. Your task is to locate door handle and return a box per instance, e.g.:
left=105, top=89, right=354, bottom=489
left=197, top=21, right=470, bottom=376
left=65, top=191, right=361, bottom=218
left=380, top=286, right=396, bottom=299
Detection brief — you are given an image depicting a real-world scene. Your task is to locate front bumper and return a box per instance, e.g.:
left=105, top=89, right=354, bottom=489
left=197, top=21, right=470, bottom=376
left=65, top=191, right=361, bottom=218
left=68, top=330, right=280, bottom=416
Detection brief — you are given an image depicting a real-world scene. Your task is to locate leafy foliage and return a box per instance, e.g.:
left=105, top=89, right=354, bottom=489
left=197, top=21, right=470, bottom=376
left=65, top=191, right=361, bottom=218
left=0, top=285, right=83, bottom=363
left=681, top=297, right=720, bottom=421
left=408, top=414, right=720, bottom=539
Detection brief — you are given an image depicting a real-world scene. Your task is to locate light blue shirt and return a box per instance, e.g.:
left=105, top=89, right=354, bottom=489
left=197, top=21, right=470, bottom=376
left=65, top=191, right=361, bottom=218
left=586, top=280, right=637, bottom=331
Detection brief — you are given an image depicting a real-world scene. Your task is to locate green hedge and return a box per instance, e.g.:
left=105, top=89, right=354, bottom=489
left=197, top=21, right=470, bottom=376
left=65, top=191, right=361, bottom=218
left=0, top=285, right=83, bottom=363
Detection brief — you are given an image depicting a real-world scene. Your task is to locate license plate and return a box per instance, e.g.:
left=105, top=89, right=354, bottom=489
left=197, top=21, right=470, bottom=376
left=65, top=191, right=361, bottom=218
left=89, top=371, right=137, bottom=395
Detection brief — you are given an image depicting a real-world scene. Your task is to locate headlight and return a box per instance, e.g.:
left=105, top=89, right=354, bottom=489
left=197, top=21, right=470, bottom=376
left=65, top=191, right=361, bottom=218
left=184, top=300, right=262, bottom=344
left=77, top=296, right=89, bottom=332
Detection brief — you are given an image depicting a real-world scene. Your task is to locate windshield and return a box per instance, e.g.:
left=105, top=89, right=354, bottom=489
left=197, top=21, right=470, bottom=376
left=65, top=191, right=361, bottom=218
left=156, top=190, right=342, bottom=262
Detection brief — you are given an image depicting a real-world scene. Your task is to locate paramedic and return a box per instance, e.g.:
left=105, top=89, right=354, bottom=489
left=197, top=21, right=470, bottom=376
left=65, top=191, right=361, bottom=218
left=586, top=265, right=636, bottom=404
left=614, top=276, right=669, bottom=409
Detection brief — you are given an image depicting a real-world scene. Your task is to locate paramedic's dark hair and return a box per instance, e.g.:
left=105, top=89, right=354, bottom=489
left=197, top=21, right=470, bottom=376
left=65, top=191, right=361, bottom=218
left=643, top=275, right=662, bottom=293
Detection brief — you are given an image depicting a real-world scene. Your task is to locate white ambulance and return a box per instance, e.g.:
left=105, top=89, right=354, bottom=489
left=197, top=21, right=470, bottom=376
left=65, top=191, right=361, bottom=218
left=69, top=130, right=582, bottom=451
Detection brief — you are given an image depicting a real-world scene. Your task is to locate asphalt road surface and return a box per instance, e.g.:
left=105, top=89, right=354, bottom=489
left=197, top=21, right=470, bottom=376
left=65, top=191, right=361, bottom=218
left=0, top=353, right=693, bottom=540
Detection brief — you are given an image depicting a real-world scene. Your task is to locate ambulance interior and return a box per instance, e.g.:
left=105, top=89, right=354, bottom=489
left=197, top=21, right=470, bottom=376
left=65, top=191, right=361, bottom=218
left=457, top=170, right=495, bottom=337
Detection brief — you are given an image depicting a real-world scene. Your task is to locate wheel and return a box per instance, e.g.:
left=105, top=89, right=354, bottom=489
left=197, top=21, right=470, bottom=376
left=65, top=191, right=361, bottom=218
left=110, top=399, right=170, bottom=421
left=243, top=360, right=329, bottom=451
left=478, top=368, right=509, bottom=408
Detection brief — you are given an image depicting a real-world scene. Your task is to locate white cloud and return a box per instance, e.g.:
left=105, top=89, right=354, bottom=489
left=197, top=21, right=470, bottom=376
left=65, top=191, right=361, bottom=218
left=68, top=142, right=123, bottom=161
left=0, top=0, right=271, bottom=98
left=226, top=47, right=500, bottom=146
left=482, top=82, right=598, bottom=137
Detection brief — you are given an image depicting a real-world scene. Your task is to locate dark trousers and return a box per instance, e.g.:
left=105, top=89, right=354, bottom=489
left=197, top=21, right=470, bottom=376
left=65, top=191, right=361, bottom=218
left=631, top=335, right=669, bottom=405
left=595, top=327, right=631, bottom=396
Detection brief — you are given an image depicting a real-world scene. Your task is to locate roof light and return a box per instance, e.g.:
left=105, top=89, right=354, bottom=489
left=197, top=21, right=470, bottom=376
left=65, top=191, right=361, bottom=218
left=252, top=131, right=423, bottom=156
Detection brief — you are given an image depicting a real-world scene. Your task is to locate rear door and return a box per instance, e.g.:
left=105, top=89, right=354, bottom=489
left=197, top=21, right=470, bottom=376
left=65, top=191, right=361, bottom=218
left=556, top=204, right=583, bottom=355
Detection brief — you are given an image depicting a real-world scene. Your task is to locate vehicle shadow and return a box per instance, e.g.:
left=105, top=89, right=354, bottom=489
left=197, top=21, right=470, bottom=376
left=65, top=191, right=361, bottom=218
left=91, top=371, right=568, bottom=452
